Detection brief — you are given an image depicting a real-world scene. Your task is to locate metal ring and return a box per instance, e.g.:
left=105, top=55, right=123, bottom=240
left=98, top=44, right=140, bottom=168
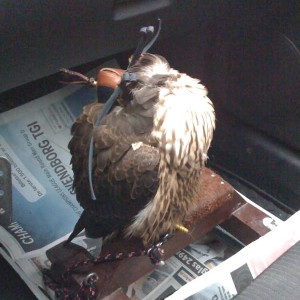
left=83, top=272, right=99, bottom=286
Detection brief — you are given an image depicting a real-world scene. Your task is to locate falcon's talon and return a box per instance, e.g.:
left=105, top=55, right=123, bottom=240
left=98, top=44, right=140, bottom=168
left=175, top=224, right=189, bottom=233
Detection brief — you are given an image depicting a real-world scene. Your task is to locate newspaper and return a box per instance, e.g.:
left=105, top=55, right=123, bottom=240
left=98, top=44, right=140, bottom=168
left=123, top=213, right=283, bottom=300
left=125, top=235, right=237, bottom=300
left=0, top=62, right=113, bottom=298
left=0, top=59, right=292, bottom=300
left=166, top=209, right=300, bottom=300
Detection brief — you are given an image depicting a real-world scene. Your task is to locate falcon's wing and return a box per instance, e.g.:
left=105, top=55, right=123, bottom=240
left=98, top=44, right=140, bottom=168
left=68, top=101, right=159, bottom=237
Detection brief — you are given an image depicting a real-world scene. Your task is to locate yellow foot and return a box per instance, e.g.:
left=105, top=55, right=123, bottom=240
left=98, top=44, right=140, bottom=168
left=175, top=224, right=189, bottom=233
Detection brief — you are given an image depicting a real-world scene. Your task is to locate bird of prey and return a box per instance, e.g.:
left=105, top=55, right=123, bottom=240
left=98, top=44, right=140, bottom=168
left=68, top=53, right=215, bottom=246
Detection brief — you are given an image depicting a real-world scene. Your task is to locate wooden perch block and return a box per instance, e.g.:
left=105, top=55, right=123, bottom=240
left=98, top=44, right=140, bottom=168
left=47, top=168, right=245, bottom=299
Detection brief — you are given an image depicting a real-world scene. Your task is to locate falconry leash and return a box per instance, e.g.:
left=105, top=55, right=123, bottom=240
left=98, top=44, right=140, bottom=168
left=43, top=233, right=171, bottom=299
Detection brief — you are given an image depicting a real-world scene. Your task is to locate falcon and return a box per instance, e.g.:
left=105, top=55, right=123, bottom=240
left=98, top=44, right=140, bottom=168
left=68, top=53, right=215, bottom=246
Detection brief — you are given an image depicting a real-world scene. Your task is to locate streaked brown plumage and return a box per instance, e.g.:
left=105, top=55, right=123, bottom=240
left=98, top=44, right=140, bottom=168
left=69, top=53, right=215, bottom=245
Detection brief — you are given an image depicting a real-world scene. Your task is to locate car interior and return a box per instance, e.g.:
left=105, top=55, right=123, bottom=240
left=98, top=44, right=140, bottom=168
left=0, top=1, right=299, bottom=298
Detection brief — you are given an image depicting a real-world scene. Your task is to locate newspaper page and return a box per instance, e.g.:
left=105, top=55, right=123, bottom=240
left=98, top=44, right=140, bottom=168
left=0, top=61, right=117, bottom=259
left=0, top=61, right=114, bottom=298
left=125, top=235, right=238, bottom=300
left=167, top=209, right=300, bottom=300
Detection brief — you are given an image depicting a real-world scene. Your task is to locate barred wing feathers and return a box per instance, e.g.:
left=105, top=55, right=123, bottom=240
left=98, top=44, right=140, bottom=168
left=68, top=102, right=159, bottom=238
